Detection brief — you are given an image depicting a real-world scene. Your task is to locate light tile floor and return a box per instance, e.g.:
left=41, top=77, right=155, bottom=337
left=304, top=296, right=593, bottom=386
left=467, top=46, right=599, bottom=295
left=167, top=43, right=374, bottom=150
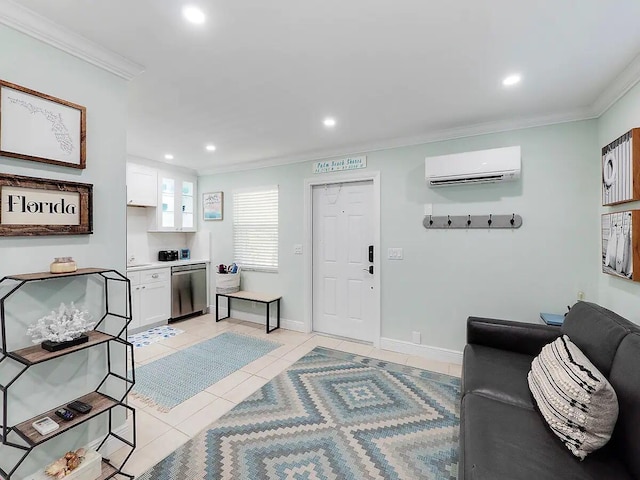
left=111, top=314, right=462, bottom=477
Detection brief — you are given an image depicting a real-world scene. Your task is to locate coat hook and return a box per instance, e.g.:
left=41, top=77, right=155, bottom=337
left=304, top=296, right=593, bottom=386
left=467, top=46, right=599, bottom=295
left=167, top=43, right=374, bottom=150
left=447, top=215, right=452, bottom=226
left=467, top=215, right=472, bottom=227
left=488, top=214, right=492, bottom=226
left=429, top=215, right=433, bottom=226
left=510, top=213, right=515, bottom=226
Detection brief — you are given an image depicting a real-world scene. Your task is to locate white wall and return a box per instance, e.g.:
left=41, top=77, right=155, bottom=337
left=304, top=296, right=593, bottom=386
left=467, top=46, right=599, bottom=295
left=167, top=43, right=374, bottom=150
left=597, top=81, right=640, bottom=323
left=199, top=119, right=600, bottom=352
left=0, top=25, right=128, bottom=475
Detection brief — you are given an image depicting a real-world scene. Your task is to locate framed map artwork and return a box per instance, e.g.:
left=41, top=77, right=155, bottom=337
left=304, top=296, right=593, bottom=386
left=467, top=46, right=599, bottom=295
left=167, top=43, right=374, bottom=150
left=0, top=80, right=86, bottom=169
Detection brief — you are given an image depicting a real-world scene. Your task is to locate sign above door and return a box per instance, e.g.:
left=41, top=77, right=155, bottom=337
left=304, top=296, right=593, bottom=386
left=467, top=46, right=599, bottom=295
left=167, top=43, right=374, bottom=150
left=313, top=155, right=367, bottom=174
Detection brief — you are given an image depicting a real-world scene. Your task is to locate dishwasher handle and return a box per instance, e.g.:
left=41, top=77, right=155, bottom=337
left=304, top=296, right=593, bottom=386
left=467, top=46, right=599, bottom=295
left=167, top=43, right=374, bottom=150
left=172, top=263, right=206, bottom=273
left=172, top=270, right=196, bottom=276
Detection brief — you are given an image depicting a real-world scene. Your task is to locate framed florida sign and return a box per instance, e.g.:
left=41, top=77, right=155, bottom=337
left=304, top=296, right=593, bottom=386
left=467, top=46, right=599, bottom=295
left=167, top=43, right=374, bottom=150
left=0, top=173, right=93, bottom=236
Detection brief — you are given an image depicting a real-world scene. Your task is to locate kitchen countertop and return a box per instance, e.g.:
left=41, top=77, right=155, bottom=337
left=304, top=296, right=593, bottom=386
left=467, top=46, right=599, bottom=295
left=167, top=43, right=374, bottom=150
left=126, top=259, right=210, bottom=272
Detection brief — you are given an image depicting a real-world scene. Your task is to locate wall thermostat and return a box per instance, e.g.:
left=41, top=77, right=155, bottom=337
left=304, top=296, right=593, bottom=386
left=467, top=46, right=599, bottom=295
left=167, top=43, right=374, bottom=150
left=32, top=416, right=59, bottom=435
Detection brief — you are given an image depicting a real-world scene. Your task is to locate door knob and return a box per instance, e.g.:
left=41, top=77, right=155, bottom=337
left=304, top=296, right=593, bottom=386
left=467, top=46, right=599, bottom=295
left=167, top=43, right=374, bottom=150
left=362, top=266, right=374, bottom=274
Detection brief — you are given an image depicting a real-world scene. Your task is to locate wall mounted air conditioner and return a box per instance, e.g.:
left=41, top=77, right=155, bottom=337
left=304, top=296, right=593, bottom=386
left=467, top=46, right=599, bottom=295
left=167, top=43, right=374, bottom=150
left=425, top=146, right=521, bottom=187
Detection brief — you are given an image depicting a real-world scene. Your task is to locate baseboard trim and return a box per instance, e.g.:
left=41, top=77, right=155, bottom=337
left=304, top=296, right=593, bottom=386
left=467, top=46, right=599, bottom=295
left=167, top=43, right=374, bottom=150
left=211, top=306, right=306, bottom=333
left=85, top=422, right=132, bottom=458
left=380, top=337, right=463, bottom=365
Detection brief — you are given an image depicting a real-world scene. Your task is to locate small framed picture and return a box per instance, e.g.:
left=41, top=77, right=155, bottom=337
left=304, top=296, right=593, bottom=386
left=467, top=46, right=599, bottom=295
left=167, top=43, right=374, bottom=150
left=0, top=80, right=86, bottom=169
left=203, top=192, right=223, bottom=221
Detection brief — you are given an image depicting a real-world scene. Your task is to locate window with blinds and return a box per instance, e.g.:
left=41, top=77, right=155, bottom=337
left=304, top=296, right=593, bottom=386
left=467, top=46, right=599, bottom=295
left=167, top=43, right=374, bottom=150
left=233, top=186, right=279, bottom=272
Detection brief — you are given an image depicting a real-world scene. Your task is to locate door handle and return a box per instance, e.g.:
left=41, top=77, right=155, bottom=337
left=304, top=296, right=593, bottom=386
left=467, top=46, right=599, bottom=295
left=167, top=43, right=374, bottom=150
left=362, top=266, right=374, bottom=274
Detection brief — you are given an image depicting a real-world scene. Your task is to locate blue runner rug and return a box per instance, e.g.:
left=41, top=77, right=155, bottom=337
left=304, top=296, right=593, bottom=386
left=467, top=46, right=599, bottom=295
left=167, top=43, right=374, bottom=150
left=131, top=332, right=281, bottom=411
left=137, top=346, right=461, bottom=479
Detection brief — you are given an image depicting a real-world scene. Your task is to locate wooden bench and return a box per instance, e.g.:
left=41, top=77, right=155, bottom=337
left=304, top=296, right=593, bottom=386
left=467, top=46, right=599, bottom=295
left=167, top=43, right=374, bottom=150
left=215, top=291, right=281, bottom=333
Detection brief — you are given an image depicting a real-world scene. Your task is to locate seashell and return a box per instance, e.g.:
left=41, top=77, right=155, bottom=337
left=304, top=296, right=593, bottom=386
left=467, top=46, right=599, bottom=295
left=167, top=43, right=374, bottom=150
left=55, top=471, right=66, bottom=479
left=75, top=448, right=86, bottom=458
left=45, top=459, right=67, bottom=476
left=64, top=452, right=75, bottom=460
left=67, top=456, right=80, bottom=471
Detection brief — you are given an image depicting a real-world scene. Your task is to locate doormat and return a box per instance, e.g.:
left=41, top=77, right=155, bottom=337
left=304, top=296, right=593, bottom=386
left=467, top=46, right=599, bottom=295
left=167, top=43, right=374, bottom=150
left=130, top=332, right=281, bottom=411
left=138, top=347, right=461, bottom=479
left=128, top=325, right=184, bottom=348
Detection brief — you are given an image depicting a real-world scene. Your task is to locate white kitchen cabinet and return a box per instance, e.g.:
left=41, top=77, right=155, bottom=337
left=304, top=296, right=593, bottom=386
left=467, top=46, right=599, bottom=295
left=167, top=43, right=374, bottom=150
left=153, top=172, right=197, bottom=232
left=127, top=163, right=158, bottom=206
left=127, top=268, right=171, bottom=331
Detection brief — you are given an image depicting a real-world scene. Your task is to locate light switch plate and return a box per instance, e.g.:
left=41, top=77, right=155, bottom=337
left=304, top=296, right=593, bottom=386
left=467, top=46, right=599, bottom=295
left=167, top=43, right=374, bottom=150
left=293, top=244, right=303, bottom=255
left=388, top=248, right=403, bottom=260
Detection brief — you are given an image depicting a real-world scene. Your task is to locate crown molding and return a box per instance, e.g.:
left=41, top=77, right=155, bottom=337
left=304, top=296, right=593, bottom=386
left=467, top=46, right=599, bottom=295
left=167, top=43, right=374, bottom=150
left=0, top=0, right=144, bottom=80
left=591, top=52, right=640, bottom=117
left=197, top=107, right=595, bottom=175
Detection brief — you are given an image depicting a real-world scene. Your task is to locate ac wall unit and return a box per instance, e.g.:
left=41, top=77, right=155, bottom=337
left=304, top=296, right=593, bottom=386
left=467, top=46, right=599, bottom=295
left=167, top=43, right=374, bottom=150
left=425, top=146, right=521, bottom=187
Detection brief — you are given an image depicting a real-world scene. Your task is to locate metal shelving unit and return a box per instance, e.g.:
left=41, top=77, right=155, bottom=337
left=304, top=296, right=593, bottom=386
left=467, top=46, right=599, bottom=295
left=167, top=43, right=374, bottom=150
left=0, top=268, right=136, bottom=480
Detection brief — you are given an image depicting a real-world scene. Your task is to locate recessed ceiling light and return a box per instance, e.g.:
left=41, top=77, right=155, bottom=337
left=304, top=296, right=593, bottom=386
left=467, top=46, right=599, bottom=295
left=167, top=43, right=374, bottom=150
left=183, top=5, right=205, bottom=25
left=323, top=117, right=336, bottom=128
left=502, top=74, right=522, bottom=87
left=164, top=154, right=174, bottom=160
left=205, top=144, right=216, bottom=152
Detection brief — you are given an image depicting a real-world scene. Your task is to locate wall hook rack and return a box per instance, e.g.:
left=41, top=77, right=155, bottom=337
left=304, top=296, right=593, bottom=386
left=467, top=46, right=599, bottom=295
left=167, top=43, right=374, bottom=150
left=422, top=213, right=523, bottom=229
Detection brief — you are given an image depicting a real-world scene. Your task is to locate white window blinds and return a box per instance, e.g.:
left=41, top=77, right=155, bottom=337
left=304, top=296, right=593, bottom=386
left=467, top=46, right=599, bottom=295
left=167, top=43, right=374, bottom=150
left=233, top=186, right=279, bottom=272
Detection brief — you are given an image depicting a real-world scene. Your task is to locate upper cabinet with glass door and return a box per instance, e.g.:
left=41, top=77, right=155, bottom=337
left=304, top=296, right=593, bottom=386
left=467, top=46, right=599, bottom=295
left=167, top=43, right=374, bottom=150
left=154, top=172, right=197, bottom=232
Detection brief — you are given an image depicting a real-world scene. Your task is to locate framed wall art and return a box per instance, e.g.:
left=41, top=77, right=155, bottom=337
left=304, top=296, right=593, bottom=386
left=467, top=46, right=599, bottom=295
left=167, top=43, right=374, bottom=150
left=602, top=128, right=640, bottom=206
left=203, top=191, right=223, bottom=220
left=601, top=210, right=640, bottom=282
left=0, top=80, right=86, bottom=169
left=0, top=173, right=93, bottom=236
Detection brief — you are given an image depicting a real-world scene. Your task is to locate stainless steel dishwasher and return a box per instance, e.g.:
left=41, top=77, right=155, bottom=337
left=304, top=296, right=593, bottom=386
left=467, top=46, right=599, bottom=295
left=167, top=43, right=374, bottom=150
left=171, top=263, right=207, bottom=320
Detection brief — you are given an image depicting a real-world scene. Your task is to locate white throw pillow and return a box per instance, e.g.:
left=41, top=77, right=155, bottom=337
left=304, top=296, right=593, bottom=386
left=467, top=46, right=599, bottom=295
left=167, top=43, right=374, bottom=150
left=528, top=335, right=619, bottom=460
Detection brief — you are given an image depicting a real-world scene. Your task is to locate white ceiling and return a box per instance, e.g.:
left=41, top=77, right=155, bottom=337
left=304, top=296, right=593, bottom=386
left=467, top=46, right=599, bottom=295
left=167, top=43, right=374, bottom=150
left=12, top=0, right=640, bottom=173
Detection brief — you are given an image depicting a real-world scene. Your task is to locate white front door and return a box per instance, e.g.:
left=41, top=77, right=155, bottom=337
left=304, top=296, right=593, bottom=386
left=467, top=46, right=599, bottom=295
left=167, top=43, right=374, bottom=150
left=312, top=180, right=375, bottom=342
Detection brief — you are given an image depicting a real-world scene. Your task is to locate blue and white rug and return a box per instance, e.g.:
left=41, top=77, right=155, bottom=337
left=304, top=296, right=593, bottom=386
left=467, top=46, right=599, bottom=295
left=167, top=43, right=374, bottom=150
left=137, top=347, right=461, bottom=479
left=131, top=332, right=281, bottom=411
left=128, top=326, right=184, bottom=348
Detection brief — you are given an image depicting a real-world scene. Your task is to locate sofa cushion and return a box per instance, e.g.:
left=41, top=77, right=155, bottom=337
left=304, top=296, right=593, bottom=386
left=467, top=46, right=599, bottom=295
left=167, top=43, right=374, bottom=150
left=562, top=302, right=633, bottom=376
left=461, top=393, right=632, bottom=480
left=608, top=333, right=640, bottom=480
left=463, top=344, right=535, bottom=409
left=528, top=335, right=619, bottom=459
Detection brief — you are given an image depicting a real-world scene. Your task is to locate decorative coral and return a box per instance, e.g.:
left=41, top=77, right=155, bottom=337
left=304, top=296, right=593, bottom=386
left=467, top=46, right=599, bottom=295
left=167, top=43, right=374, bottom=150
left=45, top=448, right=87, bottom=478
left=27, top=303, right=94, bottom=344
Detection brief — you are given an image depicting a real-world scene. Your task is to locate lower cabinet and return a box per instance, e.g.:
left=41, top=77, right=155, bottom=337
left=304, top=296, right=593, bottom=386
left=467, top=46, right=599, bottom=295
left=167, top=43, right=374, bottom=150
left=128, top=268, right=171, bottom=330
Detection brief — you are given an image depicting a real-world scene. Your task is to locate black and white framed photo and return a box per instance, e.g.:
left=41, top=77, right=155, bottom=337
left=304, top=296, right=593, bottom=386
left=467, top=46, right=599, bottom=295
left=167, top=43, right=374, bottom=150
left=602, top=210, right=640, bottom=282
left=0, top=80, right=86, bottom=169
left=602, top=128, right=640, bottom=206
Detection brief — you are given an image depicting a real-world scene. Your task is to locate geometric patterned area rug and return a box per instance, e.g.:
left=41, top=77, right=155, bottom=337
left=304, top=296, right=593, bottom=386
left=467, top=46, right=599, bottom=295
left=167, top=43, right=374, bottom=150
left=131, top=332, right=281, bottom=411
left=137, top=346, right=461, bottom=479
left=128, top=325, right=184, bottom=349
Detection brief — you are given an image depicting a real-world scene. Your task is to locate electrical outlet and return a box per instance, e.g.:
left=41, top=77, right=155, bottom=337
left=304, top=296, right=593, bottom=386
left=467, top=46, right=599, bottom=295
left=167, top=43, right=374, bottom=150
left=388, top=248, right=404, bottom=260
left=412, top=331, right=421, bottom=344
left=577, top=291, right=585, bottom=301
left=424, top=203, right=433, bottom=216
left=293, top=244, right=303, bottom=255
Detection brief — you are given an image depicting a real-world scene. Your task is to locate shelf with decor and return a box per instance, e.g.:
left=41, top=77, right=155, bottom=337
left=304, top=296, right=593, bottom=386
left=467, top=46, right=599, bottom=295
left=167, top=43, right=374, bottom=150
left=0, top=268, right=136, bottom=480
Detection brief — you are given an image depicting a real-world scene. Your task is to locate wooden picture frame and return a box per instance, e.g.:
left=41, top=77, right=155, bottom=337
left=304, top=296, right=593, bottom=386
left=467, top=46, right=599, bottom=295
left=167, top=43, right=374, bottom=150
left=203, top=192, right=223, bottom=221
left=601, top=210, right=640, bottom=282
left=602, top=128, right=640, bottom=206
left=0, top=174, right=93, bottom=236
left=0, top=80, right=86, bottom=169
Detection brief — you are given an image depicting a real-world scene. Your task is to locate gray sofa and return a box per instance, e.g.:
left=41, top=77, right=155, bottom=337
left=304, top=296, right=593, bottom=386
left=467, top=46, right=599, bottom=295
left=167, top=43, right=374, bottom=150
left=459, top=301, right=640, bottom=479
